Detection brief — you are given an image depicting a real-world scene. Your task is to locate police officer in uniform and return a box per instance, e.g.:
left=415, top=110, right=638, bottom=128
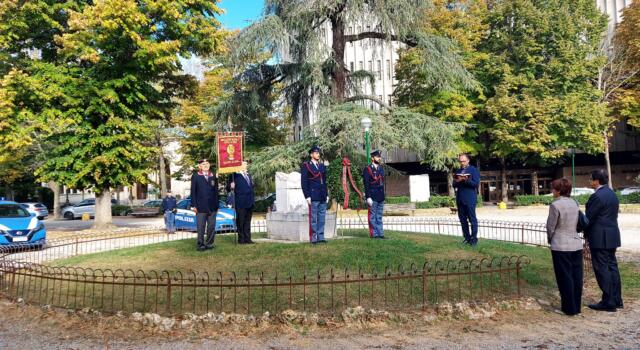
left=301, top=145, right=328, bottom=244
left=190, top=159, right=219, bottom=251
left=363, top=150, right=386, bottom=239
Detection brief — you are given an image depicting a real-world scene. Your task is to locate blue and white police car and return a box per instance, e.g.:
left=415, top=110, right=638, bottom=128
left=0, top=200, right=46, bottom=248
left=174, top=199, right=236, bottom=233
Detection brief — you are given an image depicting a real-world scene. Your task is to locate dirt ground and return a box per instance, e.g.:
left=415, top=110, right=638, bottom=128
left=0, top=296, right=638, bottom=350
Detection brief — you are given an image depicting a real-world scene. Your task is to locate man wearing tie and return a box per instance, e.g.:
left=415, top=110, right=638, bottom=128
left=227, top=161, right=255, bottom=244
left=453, top=153, right=480, bottom=246
left=363, top=150, right=386, bottom=239
left=301, top=145, right=328, bottom=244
left=190, top=159, right=219, bottom=251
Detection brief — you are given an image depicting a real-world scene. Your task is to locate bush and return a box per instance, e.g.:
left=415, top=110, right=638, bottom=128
left=386, top=196, right=410, bottom=204
left=112, top=204, right=131, bottom=216
left=415, top=195, right=455, bottom=209
left=618, top=192, right=640, bottom=204
left=514, top=194, right=593, bottom=206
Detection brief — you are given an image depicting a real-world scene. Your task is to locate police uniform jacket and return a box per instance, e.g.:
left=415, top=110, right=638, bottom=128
left=190, top=171, right=219, bottom=213
left=363, top=164, right=385, bottom=202
left=301, top=160, right=327, bottom=202
left=452, top=165, right=480, bottom=205
left=585, top=186, right=621, bottom=249
left=226, top=173, right=255, bottom=209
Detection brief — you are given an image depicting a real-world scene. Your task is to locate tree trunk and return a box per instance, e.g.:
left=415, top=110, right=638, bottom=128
left=159, top=150, right=167, bottom=197
left=447, top=167, right=455, bottom=197
left=604, top=129, right=613, bottom=189
left=48, top=181, right=61, bottom=220
left=500, top=158, right=508, bottom=202
left=330, top=15, right=347, bottom=102
left=93, top=190, right=114, bottom=229
left=532, top=171, right=539, bottom=196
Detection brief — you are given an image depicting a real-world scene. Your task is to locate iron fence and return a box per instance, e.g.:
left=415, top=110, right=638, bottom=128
left=0, top=253, right=528, bottom=316
left=0, top=217, right=547, bottom=316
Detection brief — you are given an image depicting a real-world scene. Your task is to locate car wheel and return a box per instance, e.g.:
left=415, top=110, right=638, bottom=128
left=63, top=212, right=75, bottom=220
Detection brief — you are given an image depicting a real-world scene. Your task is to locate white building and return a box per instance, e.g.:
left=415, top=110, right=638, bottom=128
left=292, top=21, right=404, bottom=141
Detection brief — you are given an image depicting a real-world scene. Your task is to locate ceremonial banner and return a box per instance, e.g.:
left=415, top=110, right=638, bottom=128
left=216, top=132, right=244, bottom=174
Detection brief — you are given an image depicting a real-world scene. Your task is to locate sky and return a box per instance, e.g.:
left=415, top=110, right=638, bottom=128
left=218, top=0, right=264, bottom=29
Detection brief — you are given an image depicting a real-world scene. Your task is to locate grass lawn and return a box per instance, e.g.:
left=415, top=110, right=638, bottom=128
left=50, top=230, right=640, bottom=300
left=33, top=230, right=640, bottom=313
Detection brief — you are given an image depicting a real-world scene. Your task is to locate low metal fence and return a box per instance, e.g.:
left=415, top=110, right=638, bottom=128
left=0, top=253, right=528, bottom=316
left=0, top=217, right=547, bottom=316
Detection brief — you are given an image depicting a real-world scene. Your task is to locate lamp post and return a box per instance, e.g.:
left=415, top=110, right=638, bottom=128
left=361, top=117, right=372, bottom=164
left=567, top=147, right=576, bottom=195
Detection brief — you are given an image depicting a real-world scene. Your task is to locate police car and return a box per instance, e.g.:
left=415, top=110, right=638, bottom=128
left=174, top=199, right=236, bottom=233
left=0, top=200, right=47, bottom=248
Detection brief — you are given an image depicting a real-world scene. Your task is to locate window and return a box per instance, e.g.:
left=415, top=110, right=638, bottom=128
left=388, top=94, right=393, bottom=106
left=386, top=60, right=391, bottom=79
left=376, top=60, right=382, bottom=80
left=350, top=62, right=354, bottom=71
left=358, top=61, right=363, bottom=70
left=357, top=26, right=362, bottom=46
left=349, top=26, right=353, bottom=46
left=368, top=60, right=372, bottom=72
left=366, top=25, right=371, bottom=45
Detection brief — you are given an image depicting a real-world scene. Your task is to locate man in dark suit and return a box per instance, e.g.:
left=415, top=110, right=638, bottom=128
left=227, top=161, right=255, bottom=244
left=190, top=159, right=219, bottom=251
left=453, top=153, right=480, bottom=246
left=585, top=169, right=623, bottom=312
left=301, top=145, right=328, bottom=244
left=363, top=150, right=386, bottom=239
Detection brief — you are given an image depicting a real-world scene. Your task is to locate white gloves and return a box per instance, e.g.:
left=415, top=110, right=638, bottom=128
left=306, top=197, right=311, bottom=205
left=326, top=196, right=330, bottom=204
left=367, top=198, right=373, bottom=207
left=230, top=182, right=235, bottom=190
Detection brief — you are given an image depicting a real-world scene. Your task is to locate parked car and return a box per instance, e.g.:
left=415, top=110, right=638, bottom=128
left=571, top=187, right=595, bottom=196
left=620, top=187, right=640, bottom=195
left=174, top=199, right=236, bottom=233
left=0, top=200, right=46, bottom=248
left=544, top=187, right=595, bottom=197
left=126, top=199, right=163, bottom=217
left=61, top=198, right=118, bottom=220
left=20, top=202, right=49, bottom=220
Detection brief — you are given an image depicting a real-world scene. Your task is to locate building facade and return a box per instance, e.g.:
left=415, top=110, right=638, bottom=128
left=295, top=0, right=639, bottom=200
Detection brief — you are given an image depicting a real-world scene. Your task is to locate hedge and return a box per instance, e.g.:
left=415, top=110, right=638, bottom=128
left=386, top=196, right=411, bottom=204
left=515, top=192, right=640, bottom=206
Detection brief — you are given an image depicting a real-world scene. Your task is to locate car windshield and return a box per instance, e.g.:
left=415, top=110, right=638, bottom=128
left=0, top=204, right=31, bottom=218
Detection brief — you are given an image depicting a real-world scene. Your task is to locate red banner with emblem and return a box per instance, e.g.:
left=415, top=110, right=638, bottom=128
left=216, top=132, right=244, bottom=174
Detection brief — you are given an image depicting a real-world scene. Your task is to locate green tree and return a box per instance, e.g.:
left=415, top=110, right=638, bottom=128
left=395, top=0, right=488, bottom=196
left=2, top=0, right=225, bottom=228
left=476, top=0, right=610, bottom=200
left=229, top=0, right=475, bottom=191
left=597, top=1, right=640, bottom=187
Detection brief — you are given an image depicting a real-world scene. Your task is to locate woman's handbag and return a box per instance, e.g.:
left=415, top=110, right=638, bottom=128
left=575, top=200, right=589, bottom=233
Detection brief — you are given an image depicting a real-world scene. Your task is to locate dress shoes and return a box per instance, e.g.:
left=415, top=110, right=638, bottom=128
left=587, top=303, right=617, bottom=312
left=196, top=246, right=207, bottom=252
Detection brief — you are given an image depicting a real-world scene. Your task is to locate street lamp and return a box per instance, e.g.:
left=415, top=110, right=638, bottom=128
left=567, top=147, right=576, bottom=194
left=360, top=117, right=372, bottom=164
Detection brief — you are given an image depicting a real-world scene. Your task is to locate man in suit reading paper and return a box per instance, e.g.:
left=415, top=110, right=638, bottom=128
left=453, top=153, right=480, bottom=246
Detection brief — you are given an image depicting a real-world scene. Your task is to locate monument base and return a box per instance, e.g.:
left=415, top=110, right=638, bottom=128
left=266, top=211, right=337, bottom=242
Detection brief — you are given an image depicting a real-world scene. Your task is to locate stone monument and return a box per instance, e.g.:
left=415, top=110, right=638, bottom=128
left=266, top=172, right=337, bottom=242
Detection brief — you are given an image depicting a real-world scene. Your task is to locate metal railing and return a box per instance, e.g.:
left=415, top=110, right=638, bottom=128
left=0, top=218, right=544, bottom=316
left=0, top=253, right=528, bottom=316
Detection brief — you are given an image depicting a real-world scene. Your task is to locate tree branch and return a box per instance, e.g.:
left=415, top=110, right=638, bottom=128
left=344, top=32, right=416, bottom=47
left=344, top=94, right=391, bottom=111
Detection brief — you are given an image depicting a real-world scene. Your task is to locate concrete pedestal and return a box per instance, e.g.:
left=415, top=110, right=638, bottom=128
left=267, top=211, right=337, bottom=242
